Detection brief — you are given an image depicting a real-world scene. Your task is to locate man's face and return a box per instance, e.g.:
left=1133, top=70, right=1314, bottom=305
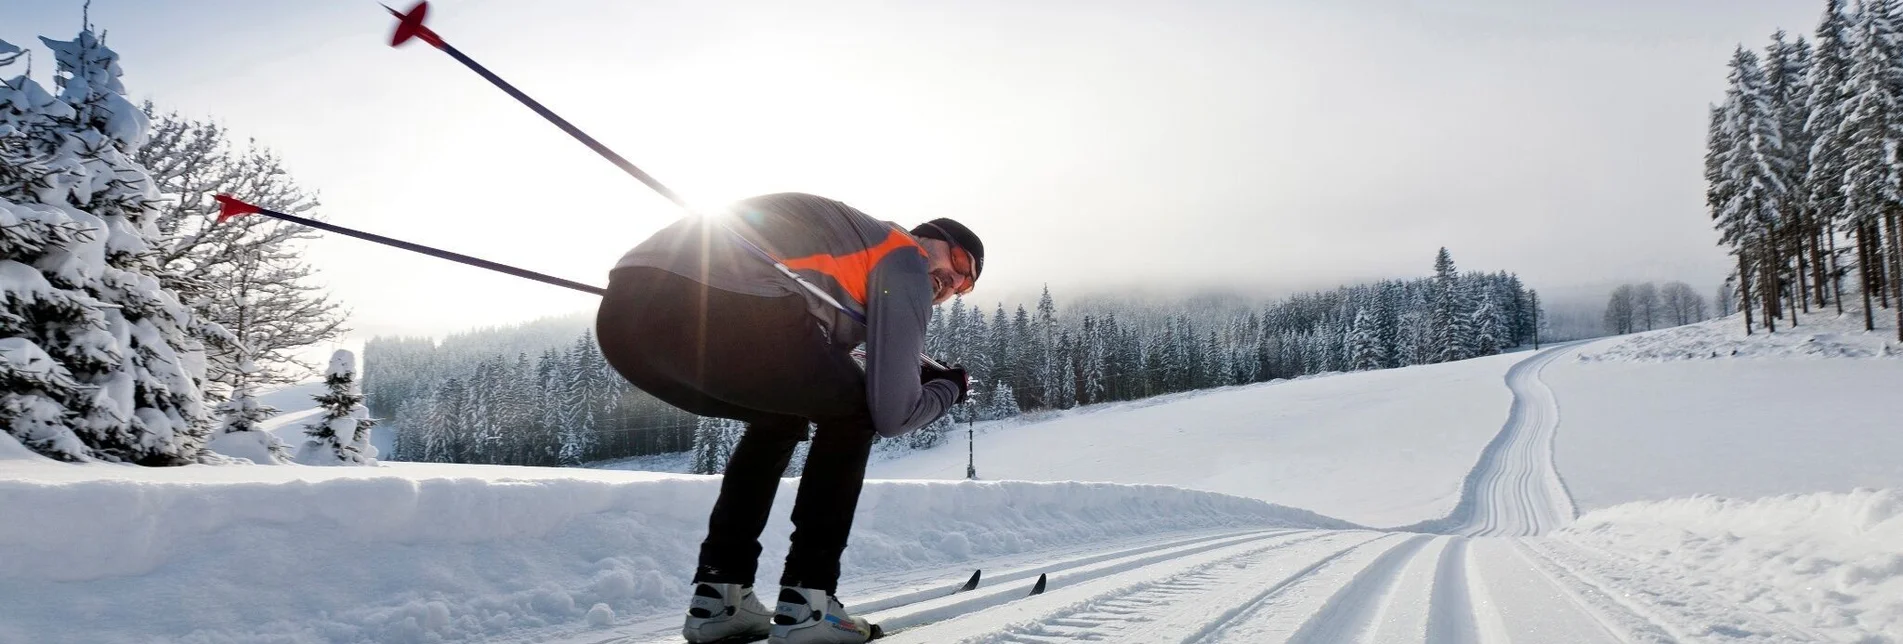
left=927, top=240, right=977, bottom=304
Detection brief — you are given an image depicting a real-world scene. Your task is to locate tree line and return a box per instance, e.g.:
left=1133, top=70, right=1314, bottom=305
left=1708, top=0, right=1903, bottom=339
left=1602, top=281, right=1711, bottom=335
left=369, top=247, right=1545, bottom=469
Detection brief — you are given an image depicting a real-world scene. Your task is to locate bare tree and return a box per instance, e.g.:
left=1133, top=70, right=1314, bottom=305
left=1633, top=282, right=1661, bottom=331
left=136, top=104, right=348, bottom=388
left=1659, top=281, right=1707, bottom=326
left=1604, top=284, right=1637, bottom=334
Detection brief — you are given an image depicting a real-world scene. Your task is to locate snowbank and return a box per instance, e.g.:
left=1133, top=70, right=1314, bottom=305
left=1557, top=489, right=1903, bottom=641
left=1575, top=308, right=1899, bottom=362
left=871, top=352, right=1525, bottom=527
left=0, top=462, right=1341, bottom=644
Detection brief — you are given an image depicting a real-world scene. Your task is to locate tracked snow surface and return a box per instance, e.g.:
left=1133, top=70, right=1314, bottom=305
left=3, top=311, right=1900, bottom=643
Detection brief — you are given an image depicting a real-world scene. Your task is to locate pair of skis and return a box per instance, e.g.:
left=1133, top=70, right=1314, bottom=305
left=867, top=570, right=1048, bottom=640
left=708, top=569, right=1047, bottom=643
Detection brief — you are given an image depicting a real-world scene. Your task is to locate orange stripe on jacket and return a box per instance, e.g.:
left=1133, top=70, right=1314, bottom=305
left=780, top=229, right=925, bottom=305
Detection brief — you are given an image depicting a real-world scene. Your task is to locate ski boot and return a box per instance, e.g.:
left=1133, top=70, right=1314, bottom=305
left=683, top=582, right=773, bottom=643
left=769, top=587, right=881, bottom=643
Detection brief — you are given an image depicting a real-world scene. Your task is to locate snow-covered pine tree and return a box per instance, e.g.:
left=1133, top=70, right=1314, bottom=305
left=1428, top=248, right=1467, bottom=363
left=1471, top=292, right=1504, bottom=356
left=1347, top=308, right=1384, bottom=371
left=1804, top=0, right=1855, bottom=315
left=297, top=350, right=378, bottom=465
left=1, top=30, right=231, bottom=464
left=1034, top=286, right=1057, bottom=409
left=206, top=359, right=286, bottom=463
left=690, top=416, right=742, bottom=474
left=1839, top=0, right=1903, bottom=341
left=984, top=380, right=1020, bottom=420
left=1715, top=45, right=1787, bottom=332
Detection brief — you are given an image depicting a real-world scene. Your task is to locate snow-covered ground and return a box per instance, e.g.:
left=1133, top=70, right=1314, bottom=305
left=871, top=353, right=1526, bottom=528
left=6, top=309, right=1902, bottom=643
left=1553, top=309, right=1903, bottom=510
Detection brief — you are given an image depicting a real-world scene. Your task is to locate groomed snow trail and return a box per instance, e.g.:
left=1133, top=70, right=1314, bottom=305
left=622, top=347, right=1809, bottom=643
left=1449, top=345, right=1578, bottom=537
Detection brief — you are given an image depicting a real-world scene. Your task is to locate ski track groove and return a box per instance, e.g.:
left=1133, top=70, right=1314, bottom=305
left=1424, top=537, right=1481, bottom=644
left=1281, top=534, right=1438, bottom=644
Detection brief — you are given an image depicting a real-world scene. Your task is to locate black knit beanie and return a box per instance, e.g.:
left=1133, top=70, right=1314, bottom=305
left=910, top=218, right=984, bottom=279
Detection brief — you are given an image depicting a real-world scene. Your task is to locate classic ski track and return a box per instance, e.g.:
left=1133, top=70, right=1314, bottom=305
left=1278, top=534, right=1438, bottom=644
left=1520, top=539, right=1829, bottom=643
left=876, top=531, right=1372, bottom=643
left=1423, top=537, right=1481, bottom=644
left=852, top=528, right=1269, bottom=614
left=1456, top=345, right=1577, bottom=538
left=1179, top=534, right=1425, bottom=644
left=585, top=529, right=1279, bottom=644
left=865, top=529, right=1321, bottom=637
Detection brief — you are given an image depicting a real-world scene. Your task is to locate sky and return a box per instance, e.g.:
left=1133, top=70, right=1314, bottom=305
left=5, top=0, right=1822, bottom=350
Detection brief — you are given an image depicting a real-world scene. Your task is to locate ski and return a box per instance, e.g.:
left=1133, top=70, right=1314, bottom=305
left=867, top=572, right=1048, bottom=640
left=960, top=569, right=982, bottom=592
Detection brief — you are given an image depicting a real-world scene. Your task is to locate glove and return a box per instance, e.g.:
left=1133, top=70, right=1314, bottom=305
left=920, top=361, right=970, bottom=405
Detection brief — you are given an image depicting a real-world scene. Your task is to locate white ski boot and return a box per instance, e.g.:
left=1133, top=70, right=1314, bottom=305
left=769, top=587, right=879, bottom=643
left=683, top=582, right=773, bottom=643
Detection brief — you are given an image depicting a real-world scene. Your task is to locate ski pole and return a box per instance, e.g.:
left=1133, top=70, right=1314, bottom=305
left=382, top=1, right=953, bottom=372
left=383, top=1, right=687, bottom=210
left=212, top=195, right=605, bottom=296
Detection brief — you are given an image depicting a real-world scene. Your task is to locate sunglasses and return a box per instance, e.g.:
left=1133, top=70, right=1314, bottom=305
left=947, top=244, right=978, bottom=296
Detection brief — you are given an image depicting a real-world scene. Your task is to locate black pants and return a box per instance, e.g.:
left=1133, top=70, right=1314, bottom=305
left=596, top=267, right=875, bottom=593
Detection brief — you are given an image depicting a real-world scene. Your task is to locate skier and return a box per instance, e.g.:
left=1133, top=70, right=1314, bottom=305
left=595, top=192, right=983, bottom=643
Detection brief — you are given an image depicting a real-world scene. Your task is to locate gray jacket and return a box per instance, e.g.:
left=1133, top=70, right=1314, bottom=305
left=614, top=193, right=956, bottom=437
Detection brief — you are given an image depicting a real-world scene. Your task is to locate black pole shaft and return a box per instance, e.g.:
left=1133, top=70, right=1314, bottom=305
left=434, top=42, right=690, bottom=210
left=253, top=207, right=605, bottom=296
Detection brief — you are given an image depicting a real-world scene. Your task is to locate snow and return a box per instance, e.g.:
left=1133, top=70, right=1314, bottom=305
left=7, top=300, right=1903, bottom=641
left=0, top=461, right=1336, bottom=644
left=327, top=349, right=359, bottom=379
left=205, top=429, right=284, bottom=464
left=1557, top=489, right=1903, bottom=641
left=871, top=353, right=1527, bottom=528
left=1549, top=316, right=1903, bottom=511
left=255, top=380, right=327, bottom=412
left=0, top=430, right=48, bottom=462
left=1549, top=357, right=1903, bottom=510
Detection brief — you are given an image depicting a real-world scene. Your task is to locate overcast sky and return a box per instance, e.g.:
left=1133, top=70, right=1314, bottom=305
left=7, top=0, right=1820, bottom=348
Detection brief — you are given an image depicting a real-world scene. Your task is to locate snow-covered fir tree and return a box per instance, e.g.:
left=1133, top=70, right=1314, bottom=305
left=297, top=350, right=377, bottom=466
left=1347, top=308, right=1385, bottom=371
left=1, top=30, right=230, bottom=464
left=206, top=360, right=286, bottom=464
left=689, top=416, right=743, bottom=474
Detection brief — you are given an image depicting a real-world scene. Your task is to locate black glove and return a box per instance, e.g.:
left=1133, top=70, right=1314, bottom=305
left=920, top=362, right=970, bottom=404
